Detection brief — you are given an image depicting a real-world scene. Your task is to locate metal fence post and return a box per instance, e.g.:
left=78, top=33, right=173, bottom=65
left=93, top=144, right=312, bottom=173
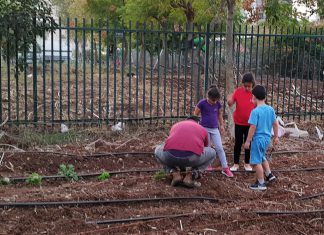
left=204, top=23, right=210, bottom=92
left=3, top=19, right=324, bottom=126
left=32, top=16, right=38, bottom=125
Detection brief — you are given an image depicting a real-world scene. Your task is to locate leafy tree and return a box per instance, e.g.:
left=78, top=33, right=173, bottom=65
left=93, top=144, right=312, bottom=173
left=224, top=0, right=237, bottom=137
left=52, top=0, right=94, bottom=19
left=264, top=0, right=302, bottom=28
left=294, top=0, right=324, bottom=20
left=0, top=0, right=54, bottom=60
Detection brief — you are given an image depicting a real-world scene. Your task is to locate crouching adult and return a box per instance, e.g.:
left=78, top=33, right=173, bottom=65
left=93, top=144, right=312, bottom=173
left=154, top=116, right=216, bottom=187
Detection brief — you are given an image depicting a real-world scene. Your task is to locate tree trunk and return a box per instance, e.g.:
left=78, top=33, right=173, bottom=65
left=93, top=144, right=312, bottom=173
left=160, top=23, right=169, bottom=70
left=122, top=39, right=128, bottom=67
left=225, top=0, right=236, bottom=138
left=94, top=40, right=98, bottom=68
left=139, top=32, right=145, bottom=78
left=160, top=35, right=168, bottom=69
left=208, top=6, right=224, bottom=85
left=187, top=20, right=203, bottom=103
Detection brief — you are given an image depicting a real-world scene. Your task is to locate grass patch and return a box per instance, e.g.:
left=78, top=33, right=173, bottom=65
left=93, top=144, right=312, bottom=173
left=21, top=128, right=85, bottom=146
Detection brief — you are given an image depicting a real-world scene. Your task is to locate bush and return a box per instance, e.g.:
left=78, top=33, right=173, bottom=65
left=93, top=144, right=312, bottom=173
left=26, top=173, right=42, bottom=186
left=0, top=177, right=10, bottom=185
left=98, top=171, right=110, bottom=181
left=58, top=164, right=79, bottom=181
left=153, top=170, right=167, bottom=181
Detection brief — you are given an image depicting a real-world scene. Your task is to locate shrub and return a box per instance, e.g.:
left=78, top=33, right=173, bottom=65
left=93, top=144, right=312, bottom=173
left=26, top=173, right=42, bottom=186
left=153, top=170, right=167, bottom=181
left=98, top=171, right=110, bottom=181
left=0, top=177, right=10, bottom=185
left=58, top=164, right=79, bottom=181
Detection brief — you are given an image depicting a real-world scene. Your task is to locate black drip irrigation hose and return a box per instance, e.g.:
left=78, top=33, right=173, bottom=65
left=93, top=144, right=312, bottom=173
left=272, top=167, right=324, bottom=173
left=255, top=209, right=324, bottom=215
left=0, top=196, right=220, bottom=208
left=83, top=152, right=153, bottom=158
left=9, top=168, right=161, bottom=182
left=208, top=167, right=324, bottom=174
left=299, top=192, right=324, bottom=200
left=2, top=151, right=154, bottom=158
left=86, top=213, right=194, bottom=225
left=7, top=167, right=324, bottom=183
left=82, top=150, right=314, bottom=158
left=3, top=150, right=322, bottom=159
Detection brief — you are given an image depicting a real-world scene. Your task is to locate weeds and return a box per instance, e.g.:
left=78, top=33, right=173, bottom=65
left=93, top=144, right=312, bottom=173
left=58, top=164, right=78, bottom=181
left=22, top=129, right=83, bottom=146
left=0, top=177, right=10, bottom=185
left=98, top=171, right=110, bottom=181
left=153, top=170, right=167, bottom=181
left=26, top=173, right=42, bottom=186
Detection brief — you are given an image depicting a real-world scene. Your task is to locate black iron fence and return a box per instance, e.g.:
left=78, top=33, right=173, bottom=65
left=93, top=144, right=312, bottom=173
left=0, top=20, right=323, bottom=125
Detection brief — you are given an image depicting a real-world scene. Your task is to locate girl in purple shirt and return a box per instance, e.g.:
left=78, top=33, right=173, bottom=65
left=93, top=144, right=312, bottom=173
left=194, top=85, right=233, bottom=177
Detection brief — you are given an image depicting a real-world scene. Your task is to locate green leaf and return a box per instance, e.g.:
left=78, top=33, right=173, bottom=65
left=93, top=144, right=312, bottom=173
left=153, top=170, right=167, bottom=181
left=98, top=171, right=110, bottom=181
left=26, top=172, right=42, bottom=186
left=58, top=164, right=79, bottom=181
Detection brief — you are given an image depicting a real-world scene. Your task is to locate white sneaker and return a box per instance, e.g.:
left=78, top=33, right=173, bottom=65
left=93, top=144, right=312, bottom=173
left=230, top=164, right=239, bottom=171
left=244, top=164, right=253, bottom=171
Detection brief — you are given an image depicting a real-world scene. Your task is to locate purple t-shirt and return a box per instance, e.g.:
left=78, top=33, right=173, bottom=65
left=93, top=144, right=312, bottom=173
left=197, top=99, right=222, bottom=128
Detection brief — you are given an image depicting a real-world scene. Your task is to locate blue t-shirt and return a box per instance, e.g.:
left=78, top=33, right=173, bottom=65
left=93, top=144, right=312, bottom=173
left=197, top=99, right=221, bottom=128
left=248, top=104, right=276, bottom=138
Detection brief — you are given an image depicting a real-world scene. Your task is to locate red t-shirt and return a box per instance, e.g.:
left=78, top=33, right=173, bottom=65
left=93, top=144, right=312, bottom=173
left=232, top=87, right=255, bottom=126
left=163, top=120, right=209, bottom=156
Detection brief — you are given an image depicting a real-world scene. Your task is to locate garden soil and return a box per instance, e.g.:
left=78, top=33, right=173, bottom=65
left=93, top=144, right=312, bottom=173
left=0, top=122, right=323, bottom=234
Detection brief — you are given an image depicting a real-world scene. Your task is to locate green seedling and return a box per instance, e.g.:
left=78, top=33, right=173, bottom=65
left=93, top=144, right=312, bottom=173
left=0, top=177, right=10, bottom=185
left=26, top=173, right=42, bottom=186
left=98, top=171, right=110, bottom=181
left=58, top=164, right=79, bottom=181
left=153, top=170, right=167, bottom=181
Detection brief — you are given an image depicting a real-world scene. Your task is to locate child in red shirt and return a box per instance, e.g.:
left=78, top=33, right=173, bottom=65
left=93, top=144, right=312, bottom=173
left=227, top=73, right=255, bottom=171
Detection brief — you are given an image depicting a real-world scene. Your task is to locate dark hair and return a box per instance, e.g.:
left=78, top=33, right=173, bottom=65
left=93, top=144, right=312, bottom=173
left=252, top=85, right=266, bottom=100
left=242, top=73, right=255, bottom=86
left=186, top=115, right=200, bottom=122
left=207, top=85, right=220, bottom=100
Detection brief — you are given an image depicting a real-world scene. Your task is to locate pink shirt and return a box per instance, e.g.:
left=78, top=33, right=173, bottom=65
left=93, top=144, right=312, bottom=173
left=163, top=120, right=209, bottom=156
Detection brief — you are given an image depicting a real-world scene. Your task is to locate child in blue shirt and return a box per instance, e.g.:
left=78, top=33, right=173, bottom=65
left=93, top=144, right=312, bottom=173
left=244, top=85, right=279, bottom=191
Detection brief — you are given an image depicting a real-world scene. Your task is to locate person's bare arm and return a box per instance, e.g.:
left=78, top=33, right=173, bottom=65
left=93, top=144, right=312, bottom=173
left=272, top=120, right=279, bottom=145
left=218, top=108, right=225, bottom=135
left=244, top=125, right=256, bottom=149
left=227, top=94, right=235, bottom=107
left=194, top=107, right=201, bottom=116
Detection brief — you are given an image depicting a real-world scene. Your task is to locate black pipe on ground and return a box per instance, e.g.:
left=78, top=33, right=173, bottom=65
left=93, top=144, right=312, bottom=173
left=0, top=196, right=220, bottom=208
left=7, top=167, right=324, bottom=183
left=86, top=213, right=194, bottom=225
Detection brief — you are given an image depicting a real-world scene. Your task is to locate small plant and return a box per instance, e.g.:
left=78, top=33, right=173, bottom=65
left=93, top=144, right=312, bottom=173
left=26, top=173, right=42, bottom=186
left=98, top=171, right=110, bottom=181
left=153, top=170, right=167, bottom=181
left=58, top=164, right=78, bottom=181
left=0, top=177, right=10, bottom=185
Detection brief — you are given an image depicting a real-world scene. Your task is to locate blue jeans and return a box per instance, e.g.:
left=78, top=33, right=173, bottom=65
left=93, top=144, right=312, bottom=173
left=154, top=144, right=216, bottom=173
left=204, top=127, right=228, bottom=168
